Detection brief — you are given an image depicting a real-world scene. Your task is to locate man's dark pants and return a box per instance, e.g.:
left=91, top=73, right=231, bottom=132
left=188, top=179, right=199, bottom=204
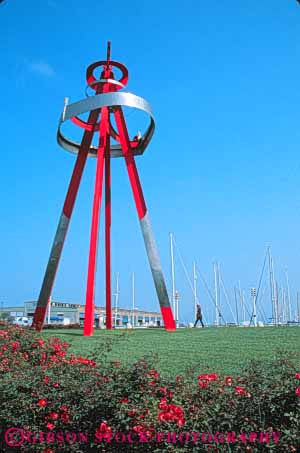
left=194, top=317, right=204, bottom=328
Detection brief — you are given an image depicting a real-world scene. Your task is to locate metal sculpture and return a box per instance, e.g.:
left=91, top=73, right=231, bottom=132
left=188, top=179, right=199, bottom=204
left=33, top=43, right=176, bottom=335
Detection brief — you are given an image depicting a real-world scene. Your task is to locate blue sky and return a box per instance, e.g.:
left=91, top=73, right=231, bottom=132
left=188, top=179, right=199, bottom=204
left=1, top=0, right=300, bottom=324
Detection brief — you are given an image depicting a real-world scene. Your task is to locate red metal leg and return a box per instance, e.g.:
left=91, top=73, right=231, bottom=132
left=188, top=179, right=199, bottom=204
left=105, top=134, right=112, bottom=329
left=84, top=107, right=109, bottom=336
left=113, top=107, right=176, bottom=330
left=84, top=61, right=114, bottom=336
left=33, top=109, right=100, bottom=331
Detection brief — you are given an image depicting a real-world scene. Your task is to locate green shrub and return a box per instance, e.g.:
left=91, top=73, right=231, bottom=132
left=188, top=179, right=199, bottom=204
left=0, top=325, right=299, bottom=452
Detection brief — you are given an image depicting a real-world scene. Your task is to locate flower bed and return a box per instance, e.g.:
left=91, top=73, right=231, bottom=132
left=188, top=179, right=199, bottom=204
left=0, top=324, right=299, bottom=452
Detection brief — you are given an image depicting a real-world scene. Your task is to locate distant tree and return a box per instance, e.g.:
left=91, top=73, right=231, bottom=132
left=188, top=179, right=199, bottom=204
left=0, top=312, right=14, bottom=323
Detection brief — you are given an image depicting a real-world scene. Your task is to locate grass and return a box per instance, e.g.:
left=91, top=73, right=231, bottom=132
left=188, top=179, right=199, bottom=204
left=42, top=326, right=300, bottom=378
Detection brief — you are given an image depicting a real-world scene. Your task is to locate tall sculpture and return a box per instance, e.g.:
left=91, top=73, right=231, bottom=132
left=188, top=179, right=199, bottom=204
left=33, top=43, right=176, bottom=335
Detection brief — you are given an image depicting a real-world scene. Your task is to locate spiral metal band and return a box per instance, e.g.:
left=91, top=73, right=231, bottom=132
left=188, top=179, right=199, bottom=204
left=57, top=91, right=155, bottom=158
left=85, top=78, right=125, bottom=97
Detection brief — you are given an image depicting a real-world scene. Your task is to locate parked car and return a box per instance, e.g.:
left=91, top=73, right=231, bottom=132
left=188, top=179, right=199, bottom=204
left=13, top=317, right=32, bottom=327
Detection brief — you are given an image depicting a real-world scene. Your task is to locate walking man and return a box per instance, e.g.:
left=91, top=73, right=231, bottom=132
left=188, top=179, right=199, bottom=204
left=194, top=304, right=204, bottom=328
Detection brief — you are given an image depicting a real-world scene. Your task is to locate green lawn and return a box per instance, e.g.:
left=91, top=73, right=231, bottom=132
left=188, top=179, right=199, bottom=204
left=42, top=326, right=300, bottom=378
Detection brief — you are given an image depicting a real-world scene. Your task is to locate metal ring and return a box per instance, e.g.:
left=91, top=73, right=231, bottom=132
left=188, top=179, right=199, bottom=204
left=86, top=60, right=128, bottom=91
left=57, top=91, right=155, bottom=159
left=85, top=79, right=125, bottom=97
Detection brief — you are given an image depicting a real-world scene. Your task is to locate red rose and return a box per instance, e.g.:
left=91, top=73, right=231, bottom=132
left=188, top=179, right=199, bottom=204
left=38, top=399, right=47, bottom=407
left=46, top=422, right=55, bottom=430
left=225, top=376, right=232, bottom=386
left=177, top=418, right=185, bottom=427
left=52, top=344, right=61, bottom=352
left=198, top=374, right=209, bottom=380
left=61, top=413, right=70, bottom=423
left=295, top=373, right=300, bottom=380
left=49, top=412, right=59, bottom=420
left=159, top=398, right=168, bottom=409
left=235, top=386, right=246, bottom=396
left=207, top=373, right=217, bottom=381
left=98, top=422, right=112, bottom=433
left=296, top=387, right=300, bottom=397
left=159, top=412, right=172, bottom=421
left=160, top=386, right=168, bottom=394
left=148, top=369, right=160, bottom=379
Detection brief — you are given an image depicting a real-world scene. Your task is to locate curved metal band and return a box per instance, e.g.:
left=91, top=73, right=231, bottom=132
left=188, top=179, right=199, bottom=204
left=57, top=91, right=155, bottom=158
left=85, top=79, right=125, bottom=97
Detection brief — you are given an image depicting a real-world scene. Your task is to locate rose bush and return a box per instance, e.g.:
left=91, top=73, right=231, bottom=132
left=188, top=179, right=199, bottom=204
left=0, top=324, right=299, bottom=452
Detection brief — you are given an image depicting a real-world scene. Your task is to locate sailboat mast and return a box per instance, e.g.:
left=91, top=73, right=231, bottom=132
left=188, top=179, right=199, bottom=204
left=251, top=287, right=257, bottom=327
left=131, top=272, right=135, bottom=327
left=217, top=262, right=221, bottom=324
left=281, top=287, right=285, bottom=323
left=267, top=247, right=276, bottom=325
left=285, top=269, right=291, bottom=322
left=193, top=262, right=197, bottom=320
left=234, top=286, right=239, bottom=325
left=242, top=290, right=246, bottom=323
left=114, top=273, right=119, bottom=327
left=214, top=262, right=219, bottom=326
left=275, top=281, right=279, bottom=324
left=238, top=280, right=245, bottom=323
